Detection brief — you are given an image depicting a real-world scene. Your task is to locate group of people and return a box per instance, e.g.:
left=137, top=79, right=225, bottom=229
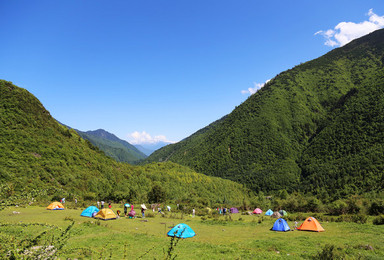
left=96, top=201, right=113, bottom=209
left=216, top=207, right=229, bottom=215
left=94, top=201, right=147, bottom=218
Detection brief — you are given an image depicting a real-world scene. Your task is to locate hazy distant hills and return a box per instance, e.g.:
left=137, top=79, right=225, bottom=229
left=146, top=29, right=384, bottom=197
left=76, top=129, right=147, bottom=164
left=0, top=79, right=252, bottom=204
left=134, top=145, right=154, bottom=156
left=135, top=141, right=172, bottom=156
left=75, top=128, right=171, bottom=159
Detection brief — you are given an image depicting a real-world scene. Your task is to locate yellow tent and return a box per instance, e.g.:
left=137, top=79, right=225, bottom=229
left=47, top=202, right=65, bottom=210
left=94, top=208, right=117, bottom=220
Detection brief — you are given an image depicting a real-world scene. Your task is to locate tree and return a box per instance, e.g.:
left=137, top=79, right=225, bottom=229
left=148, top=184, right=166, bottom=203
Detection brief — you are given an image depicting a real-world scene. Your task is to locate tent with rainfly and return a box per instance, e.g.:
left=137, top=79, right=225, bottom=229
left=81, top=206, right=99, bottom=218
left=271, top=218, right=291, bottom=232
left=271, top=211, right=282, bottom=218
left=167, top=223, right=196, bottom=238
left=265, top=209, right=273, bottom=216
left=253, top=208, right=263, bottom=214
left=94, top=208, right=117, bottom=220
left=297, top=217, right=325, bottom=232
left=279, top=210, right=287, bottom=216
left=47, top=202, right=65, bottom=210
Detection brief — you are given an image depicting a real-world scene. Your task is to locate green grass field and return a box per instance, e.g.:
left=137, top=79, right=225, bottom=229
left=1, top=205, right=383, bottom=259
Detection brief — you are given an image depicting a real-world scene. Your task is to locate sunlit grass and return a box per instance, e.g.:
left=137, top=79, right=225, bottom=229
left=1, top=206, right=383, bottom=259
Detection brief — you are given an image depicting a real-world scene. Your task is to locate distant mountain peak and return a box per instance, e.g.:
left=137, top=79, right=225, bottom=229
left=76, top=128, right=147, bottom=163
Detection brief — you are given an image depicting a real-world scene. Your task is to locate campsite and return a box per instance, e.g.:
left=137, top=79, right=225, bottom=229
left=1, top=203, right=383, bottom=259
left=2, top=2, right=384, bottom=259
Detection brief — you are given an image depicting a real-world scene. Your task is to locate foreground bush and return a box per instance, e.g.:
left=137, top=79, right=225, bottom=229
left=373, top=215, right=384, bottom=225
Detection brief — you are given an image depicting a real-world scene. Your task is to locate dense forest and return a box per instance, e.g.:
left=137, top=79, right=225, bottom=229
left=145, top=29, right=384, bottom=198
left=0, top=79, right=252, bottom=207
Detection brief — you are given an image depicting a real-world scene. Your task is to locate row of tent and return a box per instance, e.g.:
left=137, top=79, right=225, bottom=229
left=47, top=202, right=118, bottom=220
left=47, top=202, right=196, bottom=237
left=253, top=208, right=287, bottom=217
left=47, top=203, right=323, bottom=235
left=81, top=206, right=118, bottom=220
left=165, top=217, right=324, bottom=238
left=79, top=205, right=197, bottom=236
left=271, top=217, right=324, bottom=232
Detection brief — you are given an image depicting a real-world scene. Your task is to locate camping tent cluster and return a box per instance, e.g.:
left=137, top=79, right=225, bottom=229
left=81, top=207, right=117, bottom=220
left=47, top=202, right=321, bottom=236
left=271, top=217, right=324, bottom=232
left=252, top=208, right=288, bottom=217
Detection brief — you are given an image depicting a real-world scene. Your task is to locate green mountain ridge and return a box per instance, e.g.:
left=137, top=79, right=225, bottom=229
left=0, top=80, right=252, bottom=206
left=145, top=29, right=384, bottom=197
left=76, top=129, right=147, bottom=164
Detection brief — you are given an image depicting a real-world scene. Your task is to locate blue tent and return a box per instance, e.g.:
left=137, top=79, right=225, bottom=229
left=271, top=218, right=291, bottom=232
left=265, top=209, right=273, bottom=216
left=81, top=206, right=99, bottom=218
left=167, top=223, right=196, bottom=238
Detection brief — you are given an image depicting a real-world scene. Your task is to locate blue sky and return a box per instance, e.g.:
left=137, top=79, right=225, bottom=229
left=1, top=1, right=383, bottom=144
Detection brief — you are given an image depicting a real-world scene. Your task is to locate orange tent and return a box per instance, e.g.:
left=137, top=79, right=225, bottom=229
left=297, top=217, right=324, bottom=232
left=47, top=202, right=65, bottom=210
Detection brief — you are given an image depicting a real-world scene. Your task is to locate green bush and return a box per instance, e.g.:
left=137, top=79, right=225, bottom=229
left=314, top=244, right=345, bottom=260
left=373, top=215, right=384, bottom=225
left=351, top=214, right=368, bottom=224
left=368, top=201, right=384, bottom=215
left=83, top=192, right=97, bottom=201
left=329, top=200, right=348, bottom=215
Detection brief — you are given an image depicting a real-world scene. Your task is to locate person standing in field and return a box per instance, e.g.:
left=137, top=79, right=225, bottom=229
left=124, top=204, right=128, bottom=216
left=141, top=207, right=146, bottom=218
left=97, top=201, right=100, bottom=208
left=192, top=208, right=195, bottom=217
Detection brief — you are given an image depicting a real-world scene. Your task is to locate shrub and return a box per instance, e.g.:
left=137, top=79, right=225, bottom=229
left=295, top=213, right=307, bottom=221
left=305, top=198, right=322, bottom=212
left=345, top=198, right=361, bottom=214
left=373, top=215, right=384, bottom=225
left=351, top=214, right=368, bottom=224
left=368, top=201, right=384, bottom=215
left=329, top=200, right=348, bottom=215
left=313, top=244, right=345, bottom=260
left=83, top=192, right=97, bottom=201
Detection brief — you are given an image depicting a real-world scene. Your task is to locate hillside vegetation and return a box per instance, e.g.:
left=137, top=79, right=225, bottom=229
left=146, top=29, right=384, bottom=198
left=76, top=129, right=147, bottom=164
left=0, top=79, right=252, bottom=206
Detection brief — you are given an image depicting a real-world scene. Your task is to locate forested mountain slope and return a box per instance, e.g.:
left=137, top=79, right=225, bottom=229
left=145, top=29, right=384, bottom=196
left=76, top=129, right=147, bottom=164
left=0, top=80, right=252, bottom=205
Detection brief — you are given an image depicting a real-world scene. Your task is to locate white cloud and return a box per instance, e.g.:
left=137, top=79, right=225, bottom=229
left=316, top=9, right=384, bottom=47
left=127, top=131, right=174, bottom=144
left=241, top=79, right=270, bottom=95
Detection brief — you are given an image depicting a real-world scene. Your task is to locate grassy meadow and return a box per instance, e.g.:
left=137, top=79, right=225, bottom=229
left=1, top=204, right=383, bottom=259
